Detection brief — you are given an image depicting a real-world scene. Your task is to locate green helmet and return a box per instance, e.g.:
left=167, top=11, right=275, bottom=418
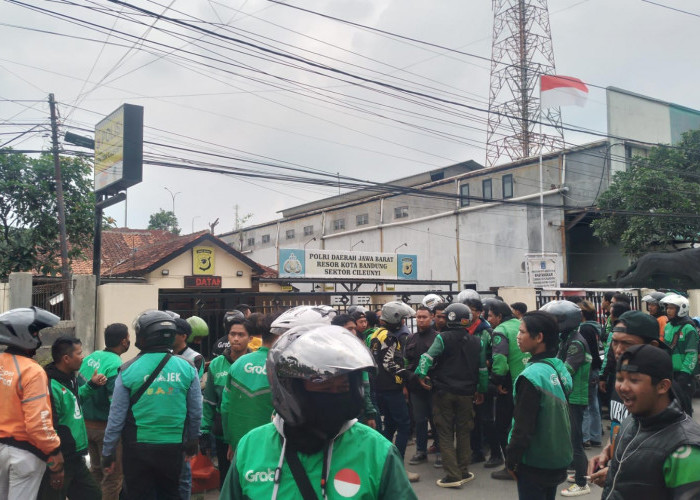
left=186, top=315, right=209, bottom=343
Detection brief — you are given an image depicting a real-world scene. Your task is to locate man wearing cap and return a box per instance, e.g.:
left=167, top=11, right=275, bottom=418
left=589, top=344, right=700, bottom=498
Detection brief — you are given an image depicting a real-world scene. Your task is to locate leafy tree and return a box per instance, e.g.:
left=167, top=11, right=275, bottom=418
left=0, top=149, right=94, bottom=278
left=148, top=209, right=180, bottom=235
left=592, top=129, right=700, bottom=257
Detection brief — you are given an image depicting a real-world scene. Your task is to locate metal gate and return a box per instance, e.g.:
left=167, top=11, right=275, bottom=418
left=535, top=288, right=642, bottom=324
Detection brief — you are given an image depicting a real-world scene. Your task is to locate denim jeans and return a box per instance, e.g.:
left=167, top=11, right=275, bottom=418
left=178, top=457, right=191, bottom=500
left=377, top=390, right=411, bottom=459
left=582, top=382, right=602, bottom=443
left=410, top=390, right=432, bottom=454
left=569, top=404, right=588, bottom=487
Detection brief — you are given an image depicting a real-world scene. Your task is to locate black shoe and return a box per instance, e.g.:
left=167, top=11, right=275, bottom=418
left=590, top=441, right=602, bottom=447
left=409, top=452, right=427, bottom=465
left=484, top=455, right=504, bottom=468
left=471, top=453, right=486, bottom=464
left=491, top=468, right=513, bottom=480
left=437, top=476, right=462, bottom=488
left=583, top=441, right=592, bottom=450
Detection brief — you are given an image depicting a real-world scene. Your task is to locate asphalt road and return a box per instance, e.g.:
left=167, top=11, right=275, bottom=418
left=200, top=397, right=700, bottom=499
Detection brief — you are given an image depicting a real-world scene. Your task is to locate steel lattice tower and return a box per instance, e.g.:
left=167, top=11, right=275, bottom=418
left=485, top=0, right=564, bottom=168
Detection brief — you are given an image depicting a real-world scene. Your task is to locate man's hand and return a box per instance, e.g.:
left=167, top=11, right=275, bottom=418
left=418, top=377, right=432, bottom=391
left=497, top=384, right=509, bottom=395
left=102, top=453, right=116, bottom=475
left=598, top=380, right=607, bottom=393
left=587, top=443, right=611, bottom=487
left=474, top=392, right=484, bottom=405
left=183, top=438, right=198, bottom=458
left=589, top=467, right=608, bottom=487
left=91, top=368, right=107, bottom=386
left=366, top=419, right=377, bottom=430
left=227, top=444, right=233, bottom=462
left=47, top=450, right=64, bottom=472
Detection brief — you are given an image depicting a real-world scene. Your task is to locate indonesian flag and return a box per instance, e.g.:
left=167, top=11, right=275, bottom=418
left=540, top=75, right=589, bottom=108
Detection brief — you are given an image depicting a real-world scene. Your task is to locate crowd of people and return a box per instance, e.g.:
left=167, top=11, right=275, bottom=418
left=0, top=288, right=698, bottom=499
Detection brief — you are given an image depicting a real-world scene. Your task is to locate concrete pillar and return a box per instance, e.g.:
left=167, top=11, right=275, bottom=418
left=687, top=290, right=700, bottom=318
left=9, top=272, right=32, bottom=309
left=497, top=287, right=537, bottom=312
left=73, top=274, right=97, bottom=352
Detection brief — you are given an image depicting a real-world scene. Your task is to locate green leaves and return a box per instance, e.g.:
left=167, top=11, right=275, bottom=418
left=148, top=209, right=180, bottom=235
left=592, top=130, right=700, bottom=257
left=0, top=149, right=94, bottom=278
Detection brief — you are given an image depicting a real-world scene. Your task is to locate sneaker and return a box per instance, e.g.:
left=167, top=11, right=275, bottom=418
left=471, top=452, right=486, bottom=464
left=590, top=441, right=602, bottom=447
left=409, top=453, right=427, bottom=465
left=459, top=472, right=476, bottom=485
left=484, top=455, right=504, bottom=468
left=406, top=471, right=420, bottom=483
left=491, top=468, right=514, bottom=480
left=561, top=483, right=591, bottom=497
left=434, top=453, right=443, bottom=468
left=583, top=441, right=592, bottom=450
left=437, top=476, right=462, bottom=488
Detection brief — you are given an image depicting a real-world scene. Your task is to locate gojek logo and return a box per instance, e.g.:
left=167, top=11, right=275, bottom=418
left=245, top=468, right=276, bottom=482
left=244, top=363, right=266, bottom=375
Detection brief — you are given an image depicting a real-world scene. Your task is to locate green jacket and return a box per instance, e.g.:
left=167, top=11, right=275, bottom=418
left=202, top=351, right=234, bottom=438
left=79, top=350, right=122, bottom=422
left=120, top=352, right=198, bottom=444
left=556, top=330, right=591, bottom=406
left=220, top=416, right=417, bottom=500
left=663, top=320, right=699, bottom=376
left=510, top=357, right=573, bottom=470
left=491, top=318, right=531, bottom=384
left=45, top=363, right=96, bottom=459
left=221, top=347, right=274, bottom=449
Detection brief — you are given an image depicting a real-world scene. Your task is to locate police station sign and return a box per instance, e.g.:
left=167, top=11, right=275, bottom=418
left=279, top=249, right=417, bottom=280
left=525, top=253, right=560, bottom=288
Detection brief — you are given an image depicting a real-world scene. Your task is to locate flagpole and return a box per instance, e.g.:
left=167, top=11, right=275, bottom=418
left=539, top=84, right=545, bottom=258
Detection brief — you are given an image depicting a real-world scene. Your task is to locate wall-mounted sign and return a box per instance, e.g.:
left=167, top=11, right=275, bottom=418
left=279, top=249, right=418, bottom=280
left=193, top=246, right=215, bottom=275
left=94, top=104, right=143, bottom=195
left=525, top=253, right=560, bottom=288
left=184, top=276, right=222, bottom=288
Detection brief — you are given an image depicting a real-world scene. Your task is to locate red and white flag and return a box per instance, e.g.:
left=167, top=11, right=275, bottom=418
left=540, top=75, right=589, bottom=108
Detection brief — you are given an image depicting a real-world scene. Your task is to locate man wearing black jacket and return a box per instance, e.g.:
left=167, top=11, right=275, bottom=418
left=415, top=303, right=487, bottom=489
left=404, top=306, right=438, bottom=466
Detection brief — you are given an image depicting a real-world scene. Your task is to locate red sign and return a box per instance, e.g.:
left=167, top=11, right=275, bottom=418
left=184, top=276, right=222, bottom=289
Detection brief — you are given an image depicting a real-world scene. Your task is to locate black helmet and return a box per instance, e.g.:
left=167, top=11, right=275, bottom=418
left=540, top=300, right=581, bottom=333
left=444, top=303, right=472, bottom=329
left=0, top=306, right=59, bottom=350
left=134, top=310, right=178, bottom=349
left=223, top=310, right=245, bottom=333
left=266, top=324, right=375, bottom=427
left=481, top=297, right=501, bottom=316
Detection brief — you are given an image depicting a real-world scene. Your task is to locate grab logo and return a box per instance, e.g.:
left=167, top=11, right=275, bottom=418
left=334, top=468, right=361, bottom=497
left=244, top=363, right=266, bottom=375
left=244, top=468, right=276, bottom=482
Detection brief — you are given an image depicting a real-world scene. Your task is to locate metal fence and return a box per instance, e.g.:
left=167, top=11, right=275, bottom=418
left=32, top=278, right=73, bottom=320
left=535, top=288, right=642, bottom=325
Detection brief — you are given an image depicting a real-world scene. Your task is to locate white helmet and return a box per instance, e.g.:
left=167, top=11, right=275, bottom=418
left=380, top=301, right=416, bottom=326
left=270, top=305, right=337, bottom=335
left=421, top=294, right=444, bottom=311
left=660, top=294, right=690, bottom=318
left=457, top=289, right=480, bottom=304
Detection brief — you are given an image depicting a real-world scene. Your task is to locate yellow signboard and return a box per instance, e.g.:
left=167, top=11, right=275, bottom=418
left=193, top=246, right=215, bottom=275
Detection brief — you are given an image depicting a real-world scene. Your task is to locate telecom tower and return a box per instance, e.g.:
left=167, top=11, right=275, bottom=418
left=485, top=0, right=564, bottom=168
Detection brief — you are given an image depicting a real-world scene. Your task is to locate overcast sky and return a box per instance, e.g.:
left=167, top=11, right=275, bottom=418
left=2, top=0, right=699, bottom=234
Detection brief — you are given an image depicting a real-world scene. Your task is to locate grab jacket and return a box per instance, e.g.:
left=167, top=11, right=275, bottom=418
left=220, top=415, right=417, bottom=500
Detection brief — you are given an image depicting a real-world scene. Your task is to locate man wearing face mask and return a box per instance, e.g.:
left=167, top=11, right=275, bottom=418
left=220, top=324, right=417, bottom=500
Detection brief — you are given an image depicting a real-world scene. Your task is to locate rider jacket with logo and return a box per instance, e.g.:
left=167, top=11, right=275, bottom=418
left=220, top=415, right=417, bottom=500
left=78, top=350, right=122, bottom=422
left=221, top=346, right=274, bottom=450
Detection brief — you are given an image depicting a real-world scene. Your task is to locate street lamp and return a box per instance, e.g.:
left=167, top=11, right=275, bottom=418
left=191, top=215, right=200, bottom=233
left=351, top=240, right=364, bottom=251
left=304, top=236, right=316, bottom=249
left=164, top=187, right=181, bottom=215
left=394, top=242, right=408, bottom=253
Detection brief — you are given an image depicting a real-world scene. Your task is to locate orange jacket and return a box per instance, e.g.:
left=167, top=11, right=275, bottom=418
left=0, top=352, right=61, bottom=459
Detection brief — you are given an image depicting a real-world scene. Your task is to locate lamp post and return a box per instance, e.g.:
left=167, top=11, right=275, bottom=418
left=350, top=240, right=364, bottom=251
left=394, top=242, right=408, bottom=253
left=164, top=187, right=181, bottom=215
left=304, top=236, right=316, bottom=249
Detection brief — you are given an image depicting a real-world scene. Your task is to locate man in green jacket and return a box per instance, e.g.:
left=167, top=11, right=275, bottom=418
left=220, top=324, right=417, bottom=500
left=660, top=294, right=698, bottom=413
left=506, top=311, right=573, bottom=500
left=488, top=300, right=530, bottom=480
left=79, top=323, right=129, bottom=500
left=38, top=336, right=107, bottom=499
left=541, top=300, right=592, bottom=497
left=200, top=315, right=250, bottom=487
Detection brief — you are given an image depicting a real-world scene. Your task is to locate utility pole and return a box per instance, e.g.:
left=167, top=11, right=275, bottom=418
left=49, top=94, right=72, bottom=320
